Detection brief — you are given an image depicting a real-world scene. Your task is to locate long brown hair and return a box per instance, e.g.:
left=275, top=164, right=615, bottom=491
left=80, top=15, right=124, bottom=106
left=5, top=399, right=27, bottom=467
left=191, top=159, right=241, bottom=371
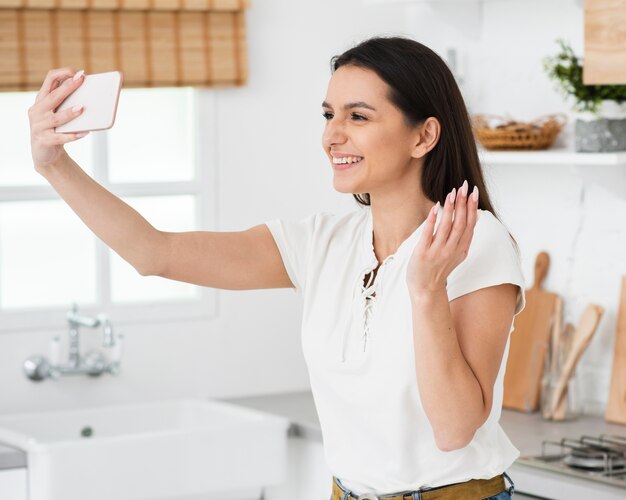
left=330, top=36, right=520, bottom=254
left=330, top=36, right=520, bottom=257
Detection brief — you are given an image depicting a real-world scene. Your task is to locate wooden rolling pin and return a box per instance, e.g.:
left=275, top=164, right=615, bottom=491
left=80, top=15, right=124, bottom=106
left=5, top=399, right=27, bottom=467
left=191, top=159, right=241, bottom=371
left=549, top=304, right=604, bottom=418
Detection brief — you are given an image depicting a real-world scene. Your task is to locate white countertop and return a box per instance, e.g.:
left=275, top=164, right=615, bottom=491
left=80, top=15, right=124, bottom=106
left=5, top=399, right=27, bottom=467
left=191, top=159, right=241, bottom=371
left=220, top=390, right=626, bottom=455
left=2, top=390, right=625, bottom=477
left=0, top=443, right=25, bottom=470
left=220, top=390, right=626, bottom=499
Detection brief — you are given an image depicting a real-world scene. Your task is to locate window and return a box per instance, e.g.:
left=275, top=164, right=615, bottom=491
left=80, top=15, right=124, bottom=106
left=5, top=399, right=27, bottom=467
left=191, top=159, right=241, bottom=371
left=0, top=87, right=217, bottom=332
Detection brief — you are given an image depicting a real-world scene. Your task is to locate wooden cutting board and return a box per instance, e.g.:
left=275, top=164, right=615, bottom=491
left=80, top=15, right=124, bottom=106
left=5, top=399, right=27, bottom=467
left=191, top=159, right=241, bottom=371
left=503, top=251, right=560, bottom=412
left=606, top=275, right=626, bottom=425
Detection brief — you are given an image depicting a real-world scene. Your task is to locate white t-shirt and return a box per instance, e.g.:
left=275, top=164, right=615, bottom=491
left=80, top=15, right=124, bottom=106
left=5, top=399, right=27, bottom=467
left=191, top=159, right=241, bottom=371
left=264, top=205, right=526, bottom=495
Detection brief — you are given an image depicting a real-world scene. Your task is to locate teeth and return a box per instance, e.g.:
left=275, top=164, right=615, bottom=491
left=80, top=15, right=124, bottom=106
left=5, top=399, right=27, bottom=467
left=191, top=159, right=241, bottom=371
left=333, top=156, right=363, bottom=164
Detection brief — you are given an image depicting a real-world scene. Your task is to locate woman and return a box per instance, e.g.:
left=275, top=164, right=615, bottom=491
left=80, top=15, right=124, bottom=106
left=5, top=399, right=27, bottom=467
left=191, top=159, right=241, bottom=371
left=29, top=36, right=524, bottom=499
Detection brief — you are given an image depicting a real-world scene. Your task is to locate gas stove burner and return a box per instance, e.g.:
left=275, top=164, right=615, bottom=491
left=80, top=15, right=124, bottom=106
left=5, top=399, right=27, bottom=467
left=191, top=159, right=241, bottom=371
left=563, top=453, right=626, bottom=470
left=517, top=433, right=626, bottom=489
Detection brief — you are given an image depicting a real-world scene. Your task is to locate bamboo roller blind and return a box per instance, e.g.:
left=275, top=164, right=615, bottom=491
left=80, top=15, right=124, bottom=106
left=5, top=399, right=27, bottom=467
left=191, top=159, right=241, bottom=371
left=0, top=0, right=250, bottom=91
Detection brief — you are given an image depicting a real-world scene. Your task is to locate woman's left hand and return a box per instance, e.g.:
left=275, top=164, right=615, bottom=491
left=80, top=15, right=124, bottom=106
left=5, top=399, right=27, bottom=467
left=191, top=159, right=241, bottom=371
left=406, top=179, right=479, bottom=298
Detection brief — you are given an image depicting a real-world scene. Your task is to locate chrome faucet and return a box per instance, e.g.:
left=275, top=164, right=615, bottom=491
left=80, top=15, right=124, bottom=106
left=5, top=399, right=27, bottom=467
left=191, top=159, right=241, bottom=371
left=24, top=302, right=124, bottom=382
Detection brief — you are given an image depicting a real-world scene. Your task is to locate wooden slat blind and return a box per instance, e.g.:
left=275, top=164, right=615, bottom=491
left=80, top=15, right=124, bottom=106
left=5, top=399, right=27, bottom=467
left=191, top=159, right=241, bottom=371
left=0, top=0, right=249, bottom=91
left=1, top=0, right=248, bottom=11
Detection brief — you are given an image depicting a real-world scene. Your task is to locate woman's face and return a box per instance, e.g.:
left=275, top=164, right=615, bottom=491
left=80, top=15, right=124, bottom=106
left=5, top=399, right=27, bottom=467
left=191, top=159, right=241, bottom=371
left=321, top=65, right=423, bottom=196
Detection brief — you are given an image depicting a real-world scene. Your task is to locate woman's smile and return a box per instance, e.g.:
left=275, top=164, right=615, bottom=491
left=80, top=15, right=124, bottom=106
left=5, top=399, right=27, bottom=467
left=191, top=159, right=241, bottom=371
left=331, top=152, right=364, bottom=170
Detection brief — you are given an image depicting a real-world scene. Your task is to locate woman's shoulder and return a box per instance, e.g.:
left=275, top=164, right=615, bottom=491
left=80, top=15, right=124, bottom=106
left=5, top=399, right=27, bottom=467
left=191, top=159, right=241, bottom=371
left=474, top=209, right=514, bottom=244
left=475, top=208, right=500, bottom=231
left=464, top=209, right=521, bottom=267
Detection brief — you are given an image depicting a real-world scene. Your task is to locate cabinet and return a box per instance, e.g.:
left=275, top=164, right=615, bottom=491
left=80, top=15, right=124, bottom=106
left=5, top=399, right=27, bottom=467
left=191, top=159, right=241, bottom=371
left=264, top=436, right=333, bottom=500
left=0, top=468, right=27, bottom=500
left=584, top=0, right=626, bottom=84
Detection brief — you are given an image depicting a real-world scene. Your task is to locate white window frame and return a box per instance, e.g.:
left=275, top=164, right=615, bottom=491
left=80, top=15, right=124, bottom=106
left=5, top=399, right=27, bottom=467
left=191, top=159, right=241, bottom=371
left=0, top=89, right=218, bottom=333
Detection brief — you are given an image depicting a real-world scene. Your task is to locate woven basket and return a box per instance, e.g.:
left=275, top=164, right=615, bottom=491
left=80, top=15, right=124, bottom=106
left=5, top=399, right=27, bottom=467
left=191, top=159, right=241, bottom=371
left=472, top=113, right=567, bottom=150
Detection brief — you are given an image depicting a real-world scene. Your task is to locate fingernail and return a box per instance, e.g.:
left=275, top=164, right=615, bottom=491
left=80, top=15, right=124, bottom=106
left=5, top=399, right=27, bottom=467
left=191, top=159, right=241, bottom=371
left=433, top=201, right=440, bottom=215
left=73, top=69, right=85, bottom=81
left=449, top=187, right=456, bottom=204
left=71, top=104, right=83, bottom=113
left=75, top=131, right=89, bottom=138
left=461, top=180, right=468, bottom=197
left=472, top=185, right=479, bottom=201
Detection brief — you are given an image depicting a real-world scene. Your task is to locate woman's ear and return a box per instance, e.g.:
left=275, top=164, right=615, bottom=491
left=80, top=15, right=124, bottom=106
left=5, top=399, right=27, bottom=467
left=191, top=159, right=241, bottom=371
left=411, top=117, right=441, bottom=158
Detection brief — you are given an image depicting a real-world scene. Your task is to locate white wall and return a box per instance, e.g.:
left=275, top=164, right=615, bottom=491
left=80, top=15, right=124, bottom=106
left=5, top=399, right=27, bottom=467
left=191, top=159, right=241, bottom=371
left=401, top=0, right=625, bottom=416
left=0, top=0, right=621, bottom=418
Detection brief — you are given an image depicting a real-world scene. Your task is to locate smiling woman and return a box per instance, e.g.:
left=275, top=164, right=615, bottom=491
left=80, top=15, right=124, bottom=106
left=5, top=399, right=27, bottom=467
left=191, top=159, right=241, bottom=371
left=25, top=35, right=524, bottom=500
left=265, top=35, right=525, bottom=499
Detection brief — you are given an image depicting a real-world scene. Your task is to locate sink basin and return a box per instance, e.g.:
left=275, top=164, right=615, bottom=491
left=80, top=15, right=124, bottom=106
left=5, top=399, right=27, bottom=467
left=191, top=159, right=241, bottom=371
left=0, top=398, right=290, bottom=500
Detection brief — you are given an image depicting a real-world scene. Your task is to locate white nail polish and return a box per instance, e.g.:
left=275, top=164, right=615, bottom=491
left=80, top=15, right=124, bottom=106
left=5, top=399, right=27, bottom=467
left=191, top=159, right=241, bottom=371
left=73, top=70, right=85, bottom=81
left=461, top=180, right=468, bottom=197
left=472, top=185, right=479, bottom=201
left=71, top=105, right=83, bottom=113
left=450, top=188, right=456, bottom=204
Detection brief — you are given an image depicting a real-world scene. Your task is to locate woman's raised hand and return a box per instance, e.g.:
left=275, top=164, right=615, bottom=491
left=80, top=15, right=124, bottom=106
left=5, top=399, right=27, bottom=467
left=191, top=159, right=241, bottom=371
left=406, top=179, right=480, bottom=298
left=28, top=67, right=88, bottom=171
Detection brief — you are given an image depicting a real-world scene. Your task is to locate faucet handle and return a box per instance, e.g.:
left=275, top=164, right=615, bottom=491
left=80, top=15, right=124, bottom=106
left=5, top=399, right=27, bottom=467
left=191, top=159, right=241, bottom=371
left=50, top=335, right=61, bottom=366
left=112, top=333, right=124, bottom=363
left=67, top=303, right=100, bottom=328
left=98, top=313, right=114, bottom=348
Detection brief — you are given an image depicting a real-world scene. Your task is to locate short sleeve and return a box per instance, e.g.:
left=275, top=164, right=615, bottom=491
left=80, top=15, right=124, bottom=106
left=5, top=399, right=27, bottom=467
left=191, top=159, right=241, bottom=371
left=264, top=213, right=318, bottom=294
left=446, top=211, right=526, bottom=317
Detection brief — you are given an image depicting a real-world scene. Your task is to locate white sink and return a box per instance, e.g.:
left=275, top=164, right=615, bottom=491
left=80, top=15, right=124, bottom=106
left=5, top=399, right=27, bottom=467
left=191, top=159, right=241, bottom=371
left=0, top=398, right=290, bottom=500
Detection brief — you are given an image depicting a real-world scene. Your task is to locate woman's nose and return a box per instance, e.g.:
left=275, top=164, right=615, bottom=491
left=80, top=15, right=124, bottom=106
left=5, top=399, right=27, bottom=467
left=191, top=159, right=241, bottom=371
left=322, top=120, right=347, bottom=146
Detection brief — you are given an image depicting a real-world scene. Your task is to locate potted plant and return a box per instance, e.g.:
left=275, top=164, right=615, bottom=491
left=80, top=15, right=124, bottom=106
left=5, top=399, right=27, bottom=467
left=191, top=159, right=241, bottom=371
left=543, top=39, right=626, bottom=152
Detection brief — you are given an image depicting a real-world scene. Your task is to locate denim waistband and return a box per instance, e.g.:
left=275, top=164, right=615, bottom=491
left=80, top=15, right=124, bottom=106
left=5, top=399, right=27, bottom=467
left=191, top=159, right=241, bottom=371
left=332, top=471, right=515, bottom=500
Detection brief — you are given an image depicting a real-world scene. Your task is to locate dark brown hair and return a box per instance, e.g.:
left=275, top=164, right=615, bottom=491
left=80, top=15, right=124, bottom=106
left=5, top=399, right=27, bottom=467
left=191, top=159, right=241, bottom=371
left=331, top=36, right=494, bottom=210
left=330, top=36, right=520, bottom=254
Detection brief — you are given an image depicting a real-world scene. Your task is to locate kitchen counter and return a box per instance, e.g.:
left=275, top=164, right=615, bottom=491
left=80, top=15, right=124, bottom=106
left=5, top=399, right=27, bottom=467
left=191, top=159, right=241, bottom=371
left=222, top=390, right=626, bottom=499
left=2, top=390, right=624, bottom=484
left=0, top=444, right=26, bottom=470
left=221, top=389, right=626, bottom=454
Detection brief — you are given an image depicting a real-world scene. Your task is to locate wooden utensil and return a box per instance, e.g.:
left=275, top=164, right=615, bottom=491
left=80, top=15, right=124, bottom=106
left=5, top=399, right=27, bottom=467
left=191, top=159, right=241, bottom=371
left=606, top=276, right=626, bottom=425
left=549, top=321, right=576, bottom=420
left=540, top=297, right=564, bottom=419
left=504, top=252, right=560, bottom=412
left=549, top=296, right=563, bottom=377
left=551, top=321, right=577, bottom=420
left=549, top=304, right=604, bottom=418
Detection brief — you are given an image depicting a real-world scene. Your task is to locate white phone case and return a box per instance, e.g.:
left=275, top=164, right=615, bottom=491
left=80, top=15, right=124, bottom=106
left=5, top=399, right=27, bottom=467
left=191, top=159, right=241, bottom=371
left=54, top=71, right=123, bottom=133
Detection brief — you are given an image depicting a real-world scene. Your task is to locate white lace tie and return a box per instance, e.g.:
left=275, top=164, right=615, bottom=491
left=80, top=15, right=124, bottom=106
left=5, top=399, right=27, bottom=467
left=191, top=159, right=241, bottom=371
left=361, top=270, right=376, bottom=352
left=360, top=255, right=394, bottom=353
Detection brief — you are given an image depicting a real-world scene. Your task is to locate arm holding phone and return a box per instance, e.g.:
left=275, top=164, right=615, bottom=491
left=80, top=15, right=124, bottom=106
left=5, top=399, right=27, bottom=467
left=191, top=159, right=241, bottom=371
left=28, top=67, right=167, bottom=276
left=27, top=68, right=294, bottom=290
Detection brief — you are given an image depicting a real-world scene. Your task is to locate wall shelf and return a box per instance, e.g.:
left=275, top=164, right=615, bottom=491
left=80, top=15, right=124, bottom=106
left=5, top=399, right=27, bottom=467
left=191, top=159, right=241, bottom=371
left=480, top=147, right=626, bottom=166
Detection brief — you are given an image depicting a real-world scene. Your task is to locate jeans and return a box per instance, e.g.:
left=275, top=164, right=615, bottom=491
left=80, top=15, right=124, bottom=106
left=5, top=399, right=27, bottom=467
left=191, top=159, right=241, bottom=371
left=332, top=471, right=516, bottom=499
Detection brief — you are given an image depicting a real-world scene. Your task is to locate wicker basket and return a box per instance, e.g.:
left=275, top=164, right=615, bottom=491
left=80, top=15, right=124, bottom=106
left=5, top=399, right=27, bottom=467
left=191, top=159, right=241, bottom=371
left=472, top=113, right=567, bottom=150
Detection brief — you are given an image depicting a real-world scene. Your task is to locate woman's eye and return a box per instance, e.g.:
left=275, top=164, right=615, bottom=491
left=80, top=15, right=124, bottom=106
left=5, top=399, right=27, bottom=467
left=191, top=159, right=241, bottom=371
left=321, top=111, right=367, bottom=121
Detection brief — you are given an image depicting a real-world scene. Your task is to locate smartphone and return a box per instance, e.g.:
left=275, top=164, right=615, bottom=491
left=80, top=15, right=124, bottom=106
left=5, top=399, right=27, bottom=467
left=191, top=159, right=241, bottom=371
left=54, top=71, right=123, bottom=133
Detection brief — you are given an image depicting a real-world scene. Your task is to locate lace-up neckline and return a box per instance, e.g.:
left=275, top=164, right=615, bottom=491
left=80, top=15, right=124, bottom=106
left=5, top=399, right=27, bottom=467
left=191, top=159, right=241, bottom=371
left=339, top=206, right=443, bottom=362
left=359, top=254, right=394, bottom=352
